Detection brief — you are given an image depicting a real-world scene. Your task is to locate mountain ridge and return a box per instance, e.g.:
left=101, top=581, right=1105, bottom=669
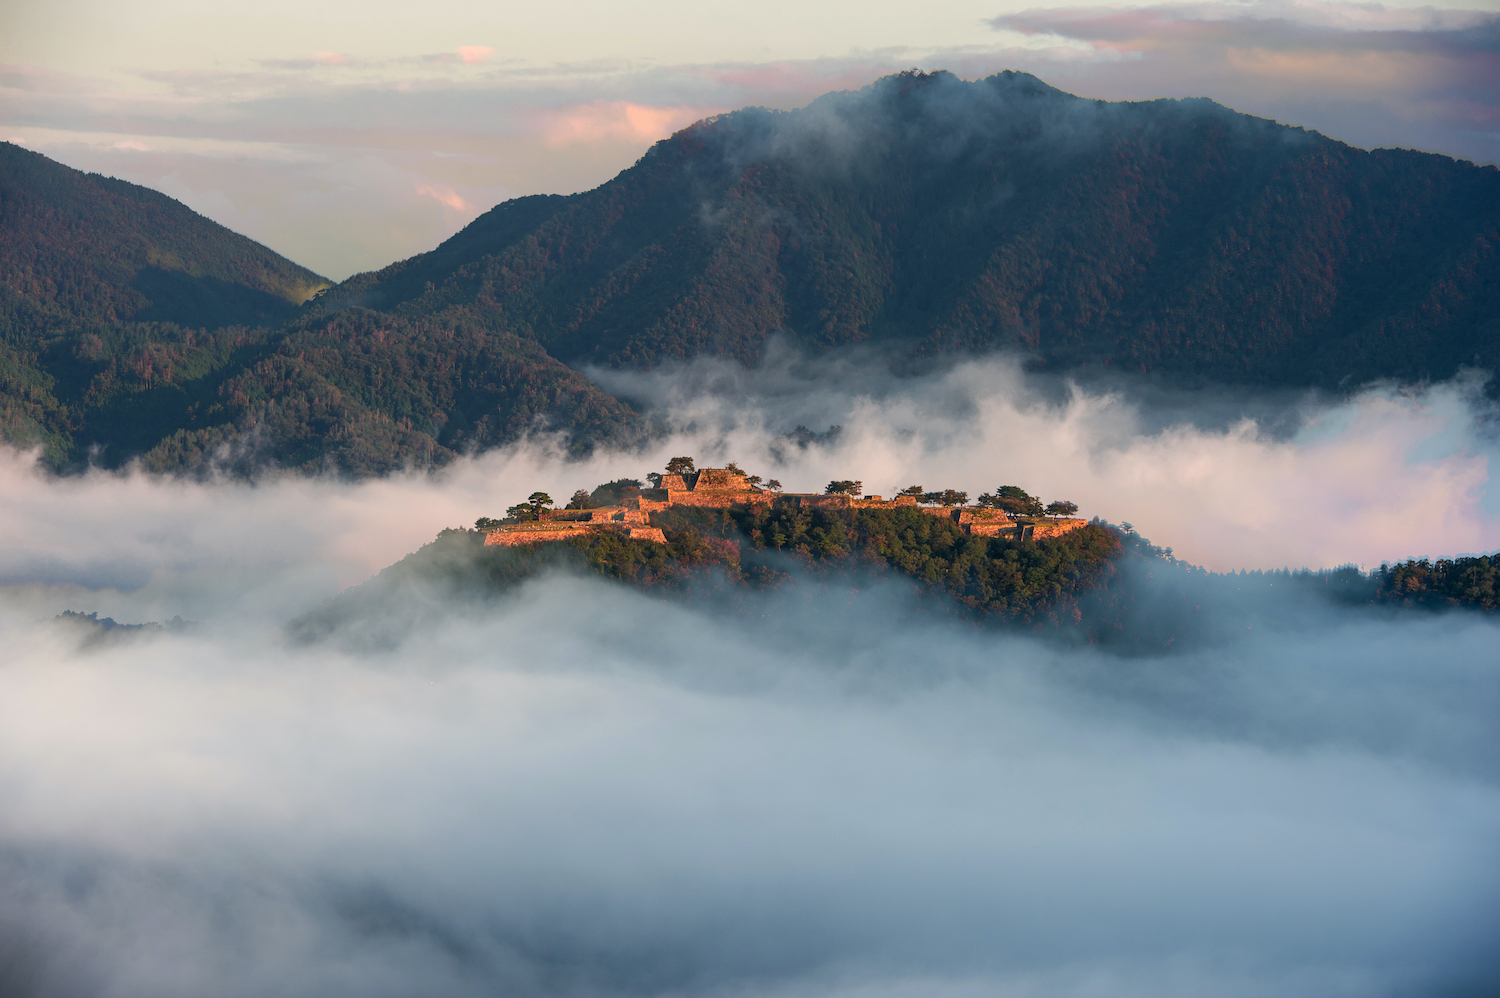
left=4, top=70, right=1498, bottom=474
left=308, top=70, right=1500, bottom=389
left=0, top=141, right=330, bottom=334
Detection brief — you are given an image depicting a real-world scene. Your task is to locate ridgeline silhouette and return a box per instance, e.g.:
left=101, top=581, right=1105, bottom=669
left=5, top=70, right=1497, bottom=473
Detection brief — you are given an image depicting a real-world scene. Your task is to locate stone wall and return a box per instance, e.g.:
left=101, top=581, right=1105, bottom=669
left=588, top=507, right=645, bottom=524
left=1030, top=518, right=1087, bottom=539
left=482, top=485, right=1086, bottom=549
left=483, top=523, right=598, bottom=546
left=661, top=490, right=773, bottom=509
left=693, top=468, right=751, bottom=491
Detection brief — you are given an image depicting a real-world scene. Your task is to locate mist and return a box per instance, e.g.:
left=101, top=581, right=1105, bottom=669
left=594, top=345, right=1500, bottom=572
left=2, top=355, right=1499, bottom=996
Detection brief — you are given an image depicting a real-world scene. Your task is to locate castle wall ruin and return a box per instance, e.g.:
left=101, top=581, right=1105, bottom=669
left=482, top=470, right=1087, bottom=548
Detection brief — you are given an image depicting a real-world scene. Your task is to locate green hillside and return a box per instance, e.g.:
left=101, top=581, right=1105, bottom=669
left=0, top=142, right=329, bottom=334
left=291, top=496, right=1500, bottom=653
left=0, top=147, right=638, bottom=472
left=313, top=70, right=1500, bottom=389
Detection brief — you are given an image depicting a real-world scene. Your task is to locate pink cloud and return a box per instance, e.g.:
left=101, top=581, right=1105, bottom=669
left=311, top=51, right=350, bottom=65
left=537, top=101, right=716, bottom=147
left=414, top=182, right=469, bottom=212
left=457, top=46, right=493, bottom=66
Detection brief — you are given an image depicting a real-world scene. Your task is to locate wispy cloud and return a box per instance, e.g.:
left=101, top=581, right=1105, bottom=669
left=3, top=2, right=1493, bottom=278
left=537, top=99, right=717, bottom=146
left=988, top=2, right=1500, bottom=162
left=414, top=180, right=469, bottom=211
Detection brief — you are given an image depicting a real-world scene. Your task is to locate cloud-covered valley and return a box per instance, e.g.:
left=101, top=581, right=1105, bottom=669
left=1, top=360, right=1498, bottom=997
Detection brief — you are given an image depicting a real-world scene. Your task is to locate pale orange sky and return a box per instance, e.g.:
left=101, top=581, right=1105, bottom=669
left=3, top=0, right=1495, bottom=279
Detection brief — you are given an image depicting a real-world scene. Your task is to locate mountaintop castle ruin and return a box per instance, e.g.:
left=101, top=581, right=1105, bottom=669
left=482, top=467, right=1085, bottom=547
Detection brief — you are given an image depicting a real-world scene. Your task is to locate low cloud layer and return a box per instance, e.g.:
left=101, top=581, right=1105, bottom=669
left=1, top=361, right=1498, bottom=996
left=595, top=349, right=1500, bottom=572
left=4, top=1, right=1495, bottom=277
left=0, top=353, right=1494, bottom=610
left=2, top=566, right=1498, bottom=996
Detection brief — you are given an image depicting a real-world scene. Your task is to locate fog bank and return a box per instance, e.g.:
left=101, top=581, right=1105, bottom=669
left=2, top=571, right=1498, bottom=997
left=1, top=356, right=1498, bottom=996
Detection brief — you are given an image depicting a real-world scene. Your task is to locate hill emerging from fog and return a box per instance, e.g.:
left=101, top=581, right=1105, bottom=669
left=310, top=70, right=1500, bottom=388
left=4, top=69, right=1499, bottom=475
left=292, top=497, right=1499, bottom=654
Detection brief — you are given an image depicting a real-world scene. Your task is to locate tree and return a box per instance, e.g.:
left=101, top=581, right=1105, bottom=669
left=765, top=479, right=783, bottom=492
left=474, top=516, right=501, bottom=531
left=896, top=485, right=925, bottom=499
left=566, top=489, right=595, bottom=510
left=646, top=472, right=664, bottom=488
left=994, top=486, right=1046, bottom=518
left=825, top=480, right=863, bottom=496
left=1045, top=500, right=1079, bottom=519
left=505, top=503, right=536, bottom=522
left=665, top=456, right=696, bottom=475
left=745, top=474, right=763, bottom=488
left=923, top=489, right=967, bottom=507
left=724, top=460, right=743, bottom=474
left=527, top=492, right=553, bottom=518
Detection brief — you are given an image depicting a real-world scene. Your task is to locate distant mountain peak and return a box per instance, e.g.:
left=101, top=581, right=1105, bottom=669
left=306, top=71, right=1498, bottom=390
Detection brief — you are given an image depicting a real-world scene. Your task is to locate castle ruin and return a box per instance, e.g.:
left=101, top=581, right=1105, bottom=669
left=482, top=468, right=1086, bottom=547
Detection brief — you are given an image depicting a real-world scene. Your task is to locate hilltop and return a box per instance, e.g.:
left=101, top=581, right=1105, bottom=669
left=293, top=462, right=1499, bottom=653
left=308, top=70, right=1500, bottom=390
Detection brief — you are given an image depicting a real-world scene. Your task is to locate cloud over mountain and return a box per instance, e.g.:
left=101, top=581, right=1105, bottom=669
left=4, top=1, right=1494, bottom=278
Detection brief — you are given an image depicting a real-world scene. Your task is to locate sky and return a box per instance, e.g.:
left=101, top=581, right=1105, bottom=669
left=3, top=0, right=1498, bottom=279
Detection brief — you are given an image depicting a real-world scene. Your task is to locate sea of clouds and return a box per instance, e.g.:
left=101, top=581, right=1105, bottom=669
left=1, top=357, right=1498, bottom=997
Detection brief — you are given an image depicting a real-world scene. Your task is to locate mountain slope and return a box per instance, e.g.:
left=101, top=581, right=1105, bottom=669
left=2, top=309, right=639, bottom=475
left=0, top=142, right=330, bottom=334
left=314, top=71, right=1500, bottom=389
left=0, top=147, right=638, bottom=473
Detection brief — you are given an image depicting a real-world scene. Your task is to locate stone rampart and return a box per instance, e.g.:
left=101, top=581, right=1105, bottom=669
left=483, top=523, right=597, bottom=546
left=1030, top=518, right=1087, bottom=539
left=663, top=490, right=772, bottom=509
left=693, top=468, right=752, bottom=491
left=782, top=493, right=851, bottom=509
left=588, top=507, right=645, bottom=524
left=484, top=477, right=1085, bottom=550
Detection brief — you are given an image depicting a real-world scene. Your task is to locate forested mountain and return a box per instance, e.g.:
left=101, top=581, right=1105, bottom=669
left=4, top=70, right=1498, bottom=475
left=310, top=70, right=1500, bottom=388
left=0, top=142, right=329, bottom=333
left=0, top=147, right=636, bottom=472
